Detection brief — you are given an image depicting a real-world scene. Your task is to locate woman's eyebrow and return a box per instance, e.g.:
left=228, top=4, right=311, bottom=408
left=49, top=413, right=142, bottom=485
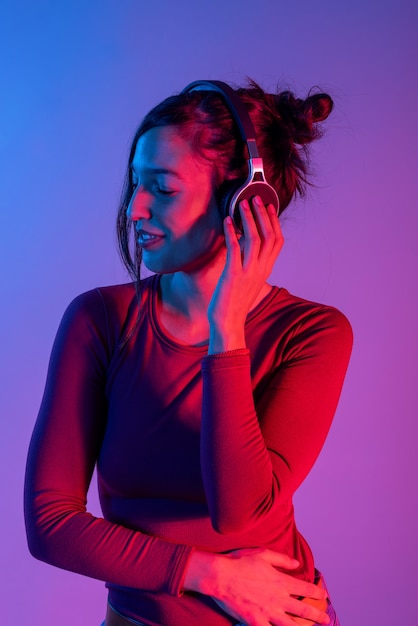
left=130, top=165, right=185, bottom=180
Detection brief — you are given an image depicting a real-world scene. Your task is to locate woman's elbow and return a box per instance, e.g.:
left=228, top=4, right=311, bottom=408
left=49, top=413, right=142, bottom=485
left=24, top=515, right=49, bottom=562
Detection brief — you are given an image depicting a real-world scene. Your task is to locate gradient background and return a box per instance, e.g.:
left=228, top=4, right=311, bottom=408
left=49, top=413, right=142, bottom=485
left=1, top=1, right=417, bottom=624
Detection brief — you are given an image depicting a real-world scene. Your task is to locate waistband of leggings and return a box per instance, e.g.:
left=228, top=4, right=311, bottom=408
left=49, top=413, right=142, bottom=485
left=105, top=602, right=147, bottom=626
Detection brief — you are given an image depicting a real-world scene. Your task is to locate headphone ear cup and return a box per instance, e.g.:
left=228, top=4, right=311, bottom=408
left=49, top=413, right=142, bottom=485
left=216, top=179, right=244, bottom=220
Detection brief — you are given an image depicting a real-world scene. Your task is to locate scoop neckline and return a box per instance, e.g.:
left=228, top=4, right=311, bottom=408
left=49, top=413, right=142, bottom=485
left=147, top=273, right=282, bottom=354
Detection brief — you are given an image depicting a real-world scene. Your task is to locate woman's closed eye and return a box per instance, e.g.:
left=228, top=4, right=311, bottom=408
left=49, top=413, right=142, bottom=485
left=154, top=185, right=176, bottom=196
left=131, top=178, right=176, bottom=197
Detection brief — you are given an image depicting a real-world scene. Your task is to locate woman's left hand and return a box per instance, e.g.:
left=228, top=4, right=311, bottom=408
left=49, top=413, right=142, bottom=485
left=208, top=195, right=284, bottom=353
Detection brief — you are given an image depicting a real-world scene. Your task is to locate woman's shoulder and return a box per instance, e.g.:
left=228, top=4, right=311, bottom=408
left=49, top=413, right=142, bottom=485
left=251, top=285, right=353, bottom=347
left=248, top=286, right=353, bottom=374
left=66, top=276, right=154, bottom=319
left=57, top=276, right=155, bottom=344
left=278, top=287, right=351, bottom=328
left=61, top=281, right=135, bottom=323
left=49, top=277, right=155, bottom=361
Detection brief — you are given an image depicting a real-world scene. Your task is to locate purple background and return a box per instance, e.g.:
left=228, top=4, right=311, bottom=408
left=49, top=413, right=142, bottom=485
left=1, top=1, right=417, bottom=624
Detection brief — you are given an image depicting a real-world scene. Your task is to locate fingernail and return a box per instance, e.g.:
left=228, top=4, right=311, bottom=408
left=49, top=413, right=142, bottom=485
left=241, top=199, right=250, bottom=209
left=254, top=195, right=262, bottom=206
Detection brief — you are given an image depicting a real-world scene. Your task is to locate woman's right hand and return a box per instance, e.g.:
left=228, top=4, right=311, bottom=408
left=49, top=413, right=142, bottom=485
left=183, top=548, right=330, bottom=626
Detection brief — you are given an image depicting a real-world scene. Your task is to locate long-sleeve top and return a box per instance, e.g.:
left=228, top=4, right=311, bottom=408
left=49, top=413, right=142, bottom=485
left=24, top=274, right=353, bottom=626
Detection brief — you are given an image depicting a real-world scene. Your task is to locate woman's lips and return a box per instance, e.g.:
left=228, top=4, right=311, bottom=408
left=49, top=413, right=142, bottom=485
left=137, top=230, right=165, bottom=248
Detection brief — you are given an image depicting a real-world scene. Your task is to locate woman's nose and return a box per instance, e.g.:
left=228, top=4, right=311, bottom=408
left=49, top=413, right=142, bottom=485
left=126, top=187, right=152, bottom=222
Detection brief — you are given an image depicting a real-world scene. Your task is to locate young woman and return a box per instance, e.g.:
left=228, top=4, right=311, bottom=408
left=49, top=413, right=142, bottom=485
left=24, top=79, right=352, bottom=626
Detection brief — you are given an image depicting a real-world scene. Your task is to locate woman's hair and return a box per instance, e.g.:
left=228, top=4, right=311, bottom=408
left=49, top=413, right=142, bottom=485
left=117, top=80, right=333, bottom=284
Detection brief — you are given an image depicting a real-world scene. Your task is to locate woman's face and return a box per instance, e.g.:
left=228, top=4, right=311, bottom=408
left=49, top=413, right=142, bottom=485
left=127, top=126, right=225, bottom=275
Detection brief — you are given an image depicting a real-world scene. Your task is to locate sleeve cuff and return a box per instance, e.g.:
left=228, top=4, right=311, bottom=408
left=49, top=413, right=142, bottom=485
left=202, top=348, right=250, bottom=363
left=167, top=545, right=195, bottom=597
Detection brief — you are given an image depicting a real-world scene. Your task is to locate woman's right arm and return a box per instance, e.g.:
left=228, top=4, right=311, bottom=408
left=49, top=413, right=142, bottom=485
left=24, top=290, right=192, bottom=596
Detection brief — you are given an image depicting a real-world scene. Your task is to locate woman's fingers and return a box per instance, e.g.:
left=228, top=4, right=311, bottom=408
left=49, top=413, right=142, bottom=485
left=223, top=215, right=242, bottom=269
left=285, top=598, right=330, bottom=625
left=222, top=194, right=283, bottom=277
left=196, top=548, right=331, bottom=626
left=233, top=548, right=299, bottom=570
left=239, top=199, right=261, bottom=266
left=214, top=597, right=324, bottom=626
left=228, top=549, right=328, bottom=602
left=238, top=196, right=284, bottom=271
left=267, top=203, right=285, bottom=254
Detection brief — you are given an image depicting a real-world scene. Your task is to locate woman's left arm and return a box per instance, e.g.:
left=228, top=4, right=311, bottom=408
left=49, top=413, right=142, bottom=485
left=201, top=307, right=352, bottom=534
left=202, top=197, right=353, bottom=534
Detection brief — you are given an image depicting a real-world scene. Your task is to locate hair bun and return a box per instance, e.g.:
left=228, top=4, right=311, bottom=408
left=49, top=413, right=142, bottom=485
left=306, top=92, right=333, bottom=123
left=273, top=90, right=333, bottom=145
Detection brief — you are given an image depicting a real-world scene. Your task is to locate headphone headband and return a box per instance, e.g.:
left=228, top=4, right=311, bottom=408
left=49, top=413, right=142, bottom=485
left=181, top=80, right=259, bottom=158
left=180, top=79, right=279, bottom=227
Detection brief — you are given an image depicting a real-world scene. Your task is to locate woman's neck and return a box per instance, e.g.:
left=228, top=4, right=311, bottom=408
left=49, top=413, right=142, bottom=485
left=157, top=267, right=272, bottom=347
left=161, top=270, right=220, bottom=321
left=156, top=264, right=220, bottom=345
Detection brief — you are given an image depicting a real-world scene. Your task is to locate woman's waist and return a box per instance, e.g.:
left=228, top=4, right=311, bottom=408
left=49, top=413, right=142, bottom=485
left=102, top=495, right=307, bottom=556
left=106, top=567, right=324, bottom=626
left=106, top=590, right=237, bottom=626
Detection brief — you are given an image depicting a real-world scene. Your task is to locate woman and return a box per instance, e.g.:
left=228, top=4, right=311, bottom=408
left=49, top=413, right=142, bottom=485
left=24, top=79, right=352, bottom=626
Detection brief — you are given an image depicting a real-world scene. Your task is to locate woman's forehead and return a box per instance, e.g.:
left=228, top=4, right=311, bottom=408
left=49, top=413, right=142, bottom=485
left=132, top=126, right=210, bottom=178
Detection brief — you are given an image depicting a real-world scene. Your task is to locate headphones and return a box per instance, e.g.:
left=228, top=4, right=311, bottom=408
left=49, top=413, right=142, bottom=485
left=181, top=80, right=279, bottom=230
